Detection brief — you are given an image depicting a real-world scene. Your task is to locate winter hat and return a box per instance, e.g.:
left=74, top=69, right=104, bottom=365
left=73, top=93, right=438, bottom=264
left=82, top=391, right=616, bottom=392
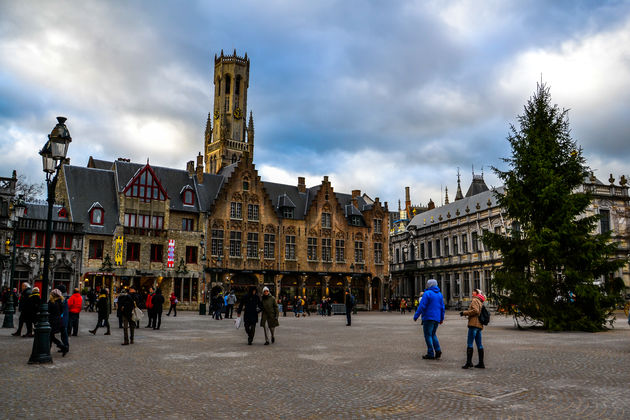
left=32, top=287, right=40, bottom=293
left=426, top=279, right=438, bottom=288
left=57, top=284, right=67, bottom=294
left=262, top=286, right=270, bottom=293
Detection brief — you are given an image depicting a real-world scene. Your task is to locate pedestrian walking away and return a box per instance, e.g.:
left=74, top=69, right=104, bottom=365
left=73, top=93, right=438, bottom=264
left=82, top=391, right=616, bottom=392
left=236, top=286, right=262, bottom=345
left=345, top=289, right=355, bottom=326
left=166, top=292, right=178, bottom=317
left=213, top=293, right=224, bottom=320
left=87, top=289, right=96, bottom=312
left=48, top=289, right=68, bottom=356
left=117, top=288, right=135, bottom=345
left=413, top=279, right=445, bottom=360
left=225, top=290, right=236, bottom=319
left=12, top=283, right=33, bottom=337
left=460, top=288, right=486, bottom=369
left=152, top=288, right=165, bottom=330
left=67, top=287, right=83, bottom=336
left=22, top=286, right=41, bottom=338
left=260, top=286, right=279, bottom=345
left=90, top=289, right=111, bottom=336
left=56, top=284, right=70, bottom=352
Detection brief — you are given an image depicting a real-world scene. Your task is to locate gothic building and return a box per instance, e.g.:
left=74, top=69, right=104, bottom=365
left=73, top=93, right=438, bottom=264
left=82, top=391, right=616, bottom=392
left=50, top=50, right=388, bottom=309
left=389, top=171, right=630, bottom=307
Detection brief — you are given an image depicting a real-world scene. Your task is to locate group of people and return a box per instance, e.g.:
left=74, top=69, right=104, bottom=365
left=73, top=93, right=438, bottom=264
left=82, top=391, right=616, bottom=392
left=413, top=278, right=486, bottom=369
left=208, top=290, right=236, bottom=320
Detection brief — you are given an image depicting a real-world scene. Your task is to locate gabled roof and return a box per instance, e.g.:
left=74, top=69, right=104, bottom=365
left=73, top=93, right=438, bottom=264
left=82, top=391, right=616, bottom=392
left=63, top=165, right=119, bottom=235
left=408, top=186, right=504, bottom=230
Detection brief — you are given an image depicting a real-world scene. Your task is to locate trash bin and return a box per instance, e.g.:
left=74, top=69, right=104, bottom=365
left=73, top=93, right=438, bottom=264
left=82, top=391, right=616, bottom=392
left=199, top=303, right=206, bottom=315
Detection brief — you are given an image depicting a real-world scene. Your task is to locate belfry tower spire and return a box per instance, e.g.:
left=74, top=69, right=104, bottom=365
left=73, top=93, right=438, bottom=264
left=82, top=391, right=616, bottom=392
left=204, top=50, right=252, bottom=174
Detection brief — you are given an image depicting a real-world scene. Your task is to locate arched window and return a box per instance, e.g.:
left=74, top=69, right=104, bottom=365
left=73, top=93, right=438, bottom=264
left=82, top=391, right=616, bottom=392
left=235, top=75, right=241, bottom=95
left=225, top=74, right=231, bottom=94
left=89, top=204, right=104, bottom=225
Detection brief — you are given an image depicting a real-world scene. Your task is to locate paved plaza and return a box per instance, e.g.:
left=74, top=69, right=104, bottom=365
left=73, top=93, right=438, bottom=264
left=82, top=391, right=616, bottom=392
left=1, top=310, right=630, bottom=419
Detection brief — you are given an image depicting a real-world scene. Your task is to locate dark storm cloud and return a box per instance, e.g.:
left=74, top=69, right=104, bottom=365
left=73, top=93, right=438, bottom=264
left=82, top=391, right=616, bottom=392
left=1, top=0, right=629, bottom=205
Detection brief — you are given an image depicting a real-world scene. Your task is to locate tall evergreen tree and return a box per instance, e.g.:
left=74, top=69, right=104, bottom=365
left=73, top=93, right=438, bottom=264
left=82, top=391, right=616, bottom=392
left=484, top=83, right=625, bottom=331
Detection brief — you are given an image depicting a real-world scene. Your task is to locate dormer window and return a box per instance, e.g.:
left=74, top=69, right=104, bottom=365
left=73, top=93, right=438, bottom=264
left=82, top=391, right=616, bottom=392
left=89, top=204, right=104, bottom=226
left=181, top=186, right=195, bottom=206
left=282, top=207, right=294, bottom=219
left=58, top=208, right=67, bottom=219
left=351, top=216, right=361, bottom=226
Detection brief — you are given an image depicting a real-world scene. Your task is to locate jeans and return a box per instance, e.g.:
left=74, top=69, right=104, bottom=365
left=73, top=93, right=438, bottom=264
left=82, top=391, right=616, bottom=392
left=467, top=327, right=483, bottom=349
left=422, top=320, right=441, bottom=357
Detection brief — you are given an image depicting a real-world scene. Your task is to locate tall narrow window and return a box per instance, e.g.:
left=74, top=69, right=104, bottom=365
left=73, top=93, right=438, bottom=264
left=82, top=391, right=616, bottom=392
left=427, top=241, right=432, bottom=258
left=16, top=231, right=31, bottom=247
left=322, top=238, right=332, bottom=262
left=464, top=272, right=471, bottom=295
left=230, top=231, right=242, bottom=257
left=461, top=234, right=468, bottom=253
left=321, top=213, right=331, bottom=228
left=89, top=240, right=104, bottom=259
left=235, top=75, right=241, bottom=95
left=354, top=241, right=364, bottom=263
left=374, top=242, right=383, bottom=264
left=211, top=229, right=224, bottom=256
left=473, top=271, right=481, bottom=290
left=443, top=237, right=449, bottom=256
left=225, top=74, right=231, bottom=94
left=285, top=235, right=296, bottom=260
left=186, top=246, right=198, bottom=264
left=420, top=242, right=425, bottom=259
left=471, top=231, right=479, bottom=252
left=373, top=218, right=382, bottom=232
left=230, top=202, right=242, bottom=219
left=248, top=204, right=259, bottom=221
left=182, top=189, right=194, bottom=205
left=434, top=239, right=440, bottom=257
left=453, top=236, right=458, bottom=254
left=600, top=209, right=610, bottom=233
left=127, top=243, right=140, bottom=261
left=264, top=234, right=275, bottom=259
left=247, top=232, right=259, bottom=258
left=307, top=237, right=318, bottom=261
left=90, top=207, right=104, bottom=225
left=335, top=239, right=345, bottom=262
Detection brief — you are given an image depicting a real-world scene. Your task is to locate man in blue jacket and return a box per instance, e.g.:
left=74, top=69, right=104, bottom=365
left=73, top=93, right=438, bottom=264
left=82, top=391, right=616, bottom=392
left=413, top=279, right=445, bottom=360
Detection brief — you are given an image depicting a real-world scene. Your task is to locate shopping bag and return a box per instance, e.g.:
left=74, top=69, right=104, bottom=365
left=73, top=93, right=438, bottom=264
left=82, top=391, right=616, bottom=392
left=132, top=306, right=144, bottom=322
left=234, top=317, right=242, bottom=329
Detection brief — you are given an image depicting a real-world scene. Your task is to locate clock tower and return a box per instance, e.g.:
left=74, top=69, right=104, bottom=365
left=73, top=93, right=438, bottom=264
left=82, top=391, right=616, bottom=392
left=204, top=49, right=254, bottom=174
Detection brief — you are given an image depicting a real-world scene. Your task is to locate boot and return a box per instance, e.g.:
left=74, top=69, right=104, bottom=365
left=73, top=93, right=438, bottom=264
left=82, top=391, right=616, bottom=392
left=462, top=348, right=474, bottom=369
left=89, top=329, right=96, bottom=335
left=104, top=326, right=111, bottom=335
left=474, top=348, right=485, bottom=368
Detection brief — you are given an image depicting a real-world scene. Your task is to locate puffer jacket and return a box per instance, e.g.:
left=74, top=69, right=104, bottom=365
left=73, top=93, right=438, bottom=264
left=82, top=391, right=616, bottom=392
left=413, top=286, right=445, bottom=323
left=463, top=295, right=484, bottom=330
left=67, top=292, right=83, bottom=314
left=260, top=294, right=279, bottom=328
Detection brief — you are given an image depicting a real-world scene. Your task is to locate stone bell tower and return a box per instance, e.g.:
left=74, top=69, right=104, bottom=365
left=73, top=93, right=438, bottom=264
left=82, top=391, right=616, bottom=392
left=204, top=49, right=254, bottom=174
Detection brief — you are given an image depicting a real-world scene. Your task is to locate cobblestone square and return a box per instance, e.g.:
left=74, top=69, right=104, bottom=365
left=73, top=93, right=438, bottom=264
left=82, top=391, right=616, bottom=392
left=2, top=311, right=630, bottom=419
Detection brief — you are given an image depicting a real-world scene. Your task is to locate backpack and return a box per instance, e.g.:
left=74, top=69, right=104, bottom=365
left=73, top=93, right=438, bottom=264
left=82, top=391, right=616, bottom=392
left=478, top=304, right=490, bottom=326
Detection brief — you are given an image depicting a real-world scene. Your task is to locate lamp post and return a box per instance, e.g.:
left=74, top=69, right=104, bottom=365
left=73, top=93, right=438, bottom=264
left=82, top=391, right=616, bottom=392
left=28, top=116, right=72, bottom=364
left=2, top=195, right=26, bottom=328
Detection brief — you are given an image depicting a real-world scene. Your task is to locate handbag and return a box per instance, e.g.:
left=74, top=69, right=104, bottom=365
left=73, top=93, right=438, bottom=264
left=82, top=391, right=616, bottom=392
left=234, top=316, right=242, bottom=329
left=132, top=302, right=144, bottom=322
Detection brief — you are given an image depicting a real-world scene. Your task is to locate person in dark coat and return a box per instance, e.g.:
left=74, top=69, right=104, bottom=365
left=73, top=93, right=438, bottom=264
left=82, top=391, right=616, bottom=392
left=151, top=288, right=165, bottom=330
left=89, top=289, right=111, bottom=335
left=145, top=287, right=155, bottom=328
left=117, top=289, right=135, bottom=345
left=128, top=287, right=141, bottom=328
left=260, top=287, right=279, bottom=345
left=22, top=286, right=41, bottom=337
left=237, top=286, right=262, bottom=345
left=345, top=289, right=355, bottom=326
left=56, top=284, right=70, bottom=353
left=48, top=289, right=68, bottom=356
left=12, top=283, right=32, bottom=337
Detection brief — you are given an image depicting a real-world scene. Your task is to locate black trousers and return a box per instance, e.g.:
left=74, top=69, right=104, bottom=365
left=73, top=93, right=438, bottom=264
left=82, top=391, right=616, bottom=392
left=244, top=321, right=256, bottom=342
left=346, top=309, right=352, bottom=326
left=69, top=313, right=80, bottom=336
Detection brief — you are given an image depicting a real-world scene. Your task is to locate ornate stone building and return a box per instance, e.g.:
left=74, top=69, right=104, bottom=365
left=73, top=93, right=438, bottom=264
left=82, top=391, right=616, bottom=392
left=51, top=50, right=389, bottom=309
left=390, top=171, right=630, bottom=307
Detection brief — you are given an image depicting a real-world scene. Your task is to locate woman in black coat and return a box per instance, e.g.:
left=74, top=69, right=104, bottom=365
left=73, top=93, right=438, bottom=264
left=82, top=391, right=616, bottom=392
left=90, top=290, right=111, bottom=335
left=151, top=288, right=165, bottom=330
left=48, top=289, right=68, bottom=356
left=237, top=286, right=262, bottom=345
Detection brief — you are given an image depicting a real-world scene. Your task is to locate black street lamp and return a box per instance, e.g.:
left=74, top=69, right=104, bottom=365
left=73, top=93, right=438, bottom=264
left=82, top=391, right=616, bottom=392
left=28, top=116, right=72, bottom=364
left=2, top=195, right=26, bottom=329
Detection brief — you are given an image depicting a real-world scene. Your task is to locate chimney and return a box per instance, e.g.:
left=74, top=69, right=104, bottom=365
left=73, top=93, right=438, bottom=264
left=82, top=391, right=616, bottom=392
left=187, top=160, right=195, bottom=177
left=196, top=153, right=204, bottom=183
left=323, top=175, right=329, bottom=183
left=351, top=189, right=361, bottom=199
left=297, top=177, right=306, bottom=193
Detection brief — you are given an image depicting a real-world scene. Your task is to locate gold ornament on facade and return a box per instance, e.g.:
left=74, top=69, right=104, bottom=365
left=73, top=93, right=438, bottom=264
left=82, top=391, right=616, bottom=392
left=214, top=110, right=219, bottom=120
left=447, top=212, right=451, bottom=218
left=476, top=202, right=481, bottom=210
left=233, top=107, right=243, bottom=120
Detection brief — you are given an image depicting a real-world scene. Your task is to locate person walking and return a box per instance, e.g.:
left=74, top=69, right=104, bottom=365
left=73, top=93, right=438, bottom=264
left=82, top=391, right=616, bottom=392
left=67, top=287, right=83, bottom=336
left=237, top=286, right=262, bottom=345
left=166, top=292, right=178, bottom=317
left=260, top=286, right=279, bottom=345
left=56, top=284, right=70, bottom=353
left=213, top=293, right=224, bottom=320
left=145, top=287, right=155, bottom=328
left=413, top=279, right=445, bottom=360
left=117, top=288, right=135, bottom=345
left=400, top=298, right=407, bottom=315
left=152, top=288, right=165, bottom=330
left=89, top=289, right=111, bottom=336
left=22, top=286, right=41, bottom=337
left=345, top=289, right=355, bottom=326
left=48, top=289, right=68, bottom=356
left=87, top=289, right=96, bottom=312
left=12, top=283, right=32, bottom=337
left=225, top=290, right=236, bottom=319
left=460, top=288, right=486, bottom=369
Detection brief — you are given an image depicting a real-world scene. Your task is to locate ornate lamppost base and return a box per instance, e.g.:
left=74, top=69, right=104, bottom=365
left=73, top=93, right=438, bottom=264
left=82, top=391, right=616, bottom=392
left=28, top=303, right=52, bottom=364
left=2, top=294, right=15, bottom=329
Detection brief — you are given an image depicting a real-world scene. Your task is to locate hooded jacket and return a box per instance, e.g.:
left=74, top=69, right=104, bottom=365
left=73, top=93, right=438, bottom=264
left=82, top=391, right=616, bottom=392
left=463, top=294, right=485, bottom=329
left=413, top=285, right=445, bottom=323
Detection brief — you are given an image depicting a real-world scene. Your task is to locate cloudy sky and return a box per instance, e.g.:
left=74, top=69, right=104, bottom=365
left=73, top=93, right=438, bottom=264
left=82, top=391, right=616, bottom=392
left=1, top=0, right=630, bottom=209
